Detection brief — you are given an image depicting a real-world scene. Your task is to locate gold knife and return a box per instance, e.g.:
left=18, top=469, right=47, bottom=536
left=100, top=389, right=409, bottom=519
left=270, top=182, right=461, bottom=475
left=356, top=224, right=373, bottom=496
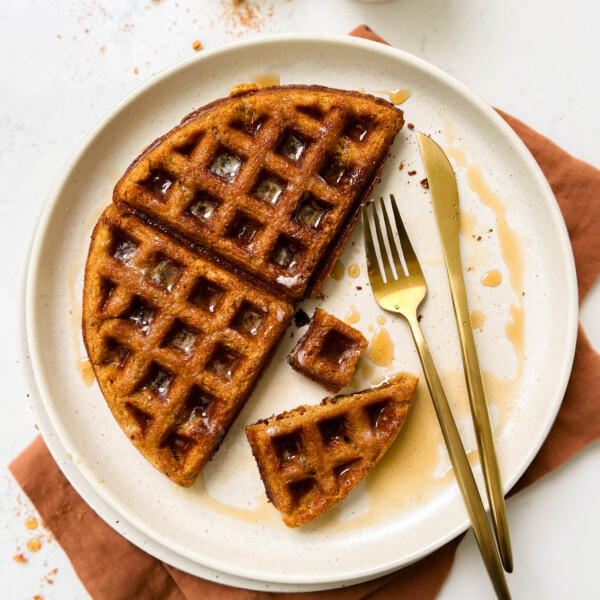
left=417, top=133, right=513, bottom=572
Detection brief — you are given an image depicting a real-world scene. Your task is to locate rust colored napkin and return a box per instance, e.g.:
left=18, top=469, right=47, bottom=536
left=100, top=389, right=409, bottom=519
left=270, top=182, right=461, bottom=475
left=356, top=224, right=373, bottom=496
left=10, top=25, right=600, bottom=600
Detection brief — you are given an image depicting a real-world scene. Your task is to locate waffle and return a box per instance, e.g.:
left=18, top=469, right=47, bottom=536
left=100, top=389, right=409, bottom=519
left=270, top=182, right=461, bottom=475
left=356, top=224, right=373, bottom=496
left=114, top=85, right=404, bottom=300
left=246, top=374, right=418, bottom=527
left=83, top=205, right=294, bottom=486
left=287, top=308, right=368, bottom=393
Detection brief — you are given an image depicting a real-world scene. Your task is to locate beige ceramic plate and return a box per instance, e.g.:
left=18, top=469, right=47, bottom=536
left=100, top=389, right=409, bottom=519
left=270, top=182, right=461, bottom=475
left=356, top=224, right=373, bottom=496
left=23, top=34, right=577, bottom=589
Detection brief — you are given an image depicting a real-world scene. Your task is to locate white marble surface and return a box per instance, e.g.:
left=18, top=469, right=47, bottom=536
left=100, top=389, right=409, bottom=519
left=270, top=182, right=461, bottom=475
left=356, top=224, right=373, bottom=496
left=1, top=1, right=598, bottom=598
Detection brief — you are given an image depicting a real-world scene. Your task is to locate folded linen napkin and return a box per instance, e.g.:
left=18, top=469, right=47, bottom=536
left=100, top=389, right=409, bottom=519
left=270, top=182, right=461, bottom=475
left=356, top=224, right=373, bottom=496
left=9, top=25, right=600, bottom=600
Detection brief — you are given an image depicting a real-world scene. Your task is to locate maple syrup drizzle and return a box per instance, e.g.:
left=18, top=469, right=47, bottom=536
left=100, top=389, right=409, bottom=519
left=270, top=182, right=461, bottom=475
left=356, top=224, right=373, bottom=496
left=470, top=309, right=486, bottom=330
left=373, top=89, right=412, bottom=105
left=481, top=269, right=502, bottom=287
left=252, top=72, right=280, bottom=88
left=331, top=260, right=345, bottom=280
left=366, top=327, right=394, bottom=368
left=69, top=202, right=109, bottom=387
left=68, top=258, right=95, bottom=387
left=347, top=263, right=360, bottom=278
left=444, top=123, right=525, bottom=377
left=344, top=308, right=360, bottom=325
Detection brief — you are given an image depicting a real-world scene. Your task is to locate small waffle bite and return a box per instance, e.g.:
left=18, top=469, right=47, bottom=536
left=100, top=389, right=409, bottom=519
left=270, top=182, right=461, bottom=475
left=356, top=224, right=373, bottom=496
left=287, top=308, right=368, bottom=393
left=246, top=374, right=418, bottom=527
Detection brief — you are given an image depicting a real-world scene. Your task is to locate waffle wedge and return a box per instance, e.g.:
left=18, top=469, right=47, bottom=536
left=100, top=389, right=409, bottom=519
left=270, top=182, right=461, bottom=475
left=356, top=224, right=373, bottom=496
left=114, top=85, right=404, bottom=300
left=83, top=205, right=293, bottom=486
left=246, top=374, right=418, bottom=527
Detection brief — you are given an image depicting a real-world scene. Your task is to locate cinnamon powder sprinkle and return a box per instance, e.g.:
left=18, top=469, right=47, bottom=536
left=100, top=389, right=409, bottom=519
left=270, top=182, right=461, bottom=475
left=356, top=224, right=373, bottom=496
left=218, top=0, right=269, bottom=35
left=420, top=178, right=429, bottom=188
left=407, top=170, right=417, bottom=176
left=398, top=161, right=404, bottom=170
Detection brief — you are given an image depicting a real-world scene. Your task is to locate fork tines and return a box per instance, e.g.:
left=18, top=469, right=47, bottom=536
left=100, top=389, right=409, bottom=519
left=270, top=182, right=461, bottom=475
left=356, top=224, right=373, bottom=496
left=362, top=195, right=423, bottom=284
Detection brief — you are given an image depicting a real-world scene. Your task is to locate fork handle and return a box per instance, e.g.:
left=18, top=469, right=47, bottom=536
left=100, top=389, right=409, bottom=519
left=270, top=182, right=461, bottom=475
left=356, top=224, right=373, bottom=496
left=407, top=314, right=511, bottom=600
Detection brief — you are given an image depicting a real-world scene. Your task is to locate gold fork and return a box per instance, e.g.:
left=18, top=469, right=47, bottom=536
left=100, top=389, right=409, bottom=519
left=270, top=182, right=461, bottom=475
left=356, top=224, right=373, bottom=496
left=362, top=195, right=511, bottom=600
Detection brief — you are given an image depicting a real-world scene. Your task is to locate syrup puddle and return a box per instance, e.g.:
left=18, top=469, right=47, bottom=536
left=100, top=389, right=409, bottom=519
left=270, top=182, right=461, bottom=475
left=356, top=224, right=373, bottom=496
left=251, top=72, right=280, bottom=88
left=69, top=202, right=109, bottom=387
left=374, top=88, right=412, bottom=105
left=331, top=260, right=345, bottom=280
left=347, top=263, right=360, bottom=278
left=481, top=269, right=502, bottom=287
left=366, top=327, right=394, bottom=368
left=344, top=307, right=360, bottom=325
left=470, top=309, right=486, bottom=331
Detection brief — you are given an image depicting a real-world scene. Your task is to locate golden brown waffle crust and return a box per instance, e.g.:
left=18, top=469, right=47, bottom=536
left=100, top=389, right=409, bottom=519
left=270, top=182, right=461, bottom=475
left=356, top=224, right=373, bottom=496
left=246, top=374, right=418, bottom=527
left=113, top=84, right=404, bottom=301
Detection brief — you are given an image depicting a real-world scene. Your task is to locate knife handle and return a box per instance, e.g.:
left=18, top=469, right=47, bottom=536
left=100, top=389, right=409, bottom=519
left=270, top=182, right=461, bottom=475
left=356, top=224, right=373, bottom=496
left=407, top=314, right=511, bottom=599
left=449, top=273, right=514, bottom=572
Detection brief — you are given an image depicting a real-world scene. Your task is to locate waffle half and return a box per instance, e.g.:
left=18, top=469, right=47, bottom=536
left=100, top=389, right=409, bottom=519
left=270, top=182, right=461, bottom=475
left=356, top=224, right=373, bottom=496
left=114, top=85, right=404, bottom=300
left=83, top=205, right=293, bottom=486
left=246, top=374, right=418, bottom=527
left=83, top=85, right=403, bottom=486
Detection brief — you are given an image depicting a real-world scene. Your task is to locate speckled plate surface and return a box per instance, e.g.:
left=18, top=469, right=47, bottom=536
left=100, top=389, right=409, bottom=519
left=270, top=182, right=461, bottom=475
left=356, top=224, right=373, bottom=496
left=23, top=34, right=577, bottom=589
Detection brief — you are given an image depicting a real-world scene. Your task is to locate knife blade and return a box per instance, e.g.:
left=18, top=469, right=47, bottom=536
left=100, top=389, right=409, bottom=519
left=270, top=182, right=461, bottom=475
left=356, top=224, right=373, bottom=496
left=417, top=132, right=513, bottom=572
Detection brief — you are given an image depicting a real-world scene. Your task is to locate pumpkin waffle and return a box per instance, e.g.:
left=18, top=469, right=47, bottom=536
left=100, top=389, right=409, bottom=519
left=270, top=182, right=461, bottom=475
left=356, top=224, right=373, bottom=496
left=246, top=374, right=418, bottom=527
left=287, top=308, right=368, bottom=393
left=83, top=204, right=294, bottom=486
left=114, top=85, right=404, bottom=300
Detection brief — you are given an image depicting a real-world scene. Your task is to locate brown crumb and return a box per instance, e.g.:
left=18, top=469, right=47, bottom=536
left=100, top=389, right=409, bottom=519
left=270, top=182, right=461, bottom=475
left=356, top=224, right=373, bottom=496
left=44, top=568, right=58, bottom=584
left=417, top=314, right=423, bottom=322
left=99, top=45, right=105, bottom=53
left=407, top=170, right=417, bottom=176
left=420, top=178, right=429, bottom=189
left=13, top=553, right=28, bottom=563
left=467, top=267, right=474, bottom=271
left=56, top=34, right=61, bottom=39
left=407, top=123, right=415, bottom=129
left=477, top=235, right=482, bottom=241
left=233, top=0, right=244, bottom=4
left=192, top=40, right=203, bottom=51
left=133, top=67, right=139, bottom=74
left=488, top=228, right=493, bottom=233
left=398, top=161, right=404, bottom=170
left=356, top=286, right=362, bottom=290
left=33, top=596, right=43, bottom=600
left=293, top=309, right=310, bottom=328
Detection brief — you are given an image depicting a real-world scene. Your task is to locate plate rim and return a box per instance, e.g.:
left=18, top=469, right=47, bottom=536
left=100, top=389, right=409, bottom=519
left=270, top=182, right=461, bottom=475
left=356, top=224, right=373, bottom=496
left=22, top=32, right=579, bottom=587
